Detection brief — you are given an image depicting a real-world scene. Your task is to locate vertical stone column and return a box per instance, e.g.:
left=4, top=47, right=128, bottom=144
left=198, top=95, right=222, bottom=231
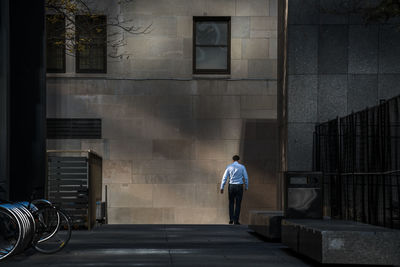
left=9, top=0, right=46, bottom=200
left=0, top=0, right=10, bottom=200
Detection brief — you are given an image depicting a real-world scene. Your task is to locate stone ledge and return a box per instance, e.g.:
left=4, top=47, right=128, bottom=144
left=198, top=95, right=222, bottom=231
left=248, top=210, right=283, bottom=240
left=281, top=219, right=400, bottom=265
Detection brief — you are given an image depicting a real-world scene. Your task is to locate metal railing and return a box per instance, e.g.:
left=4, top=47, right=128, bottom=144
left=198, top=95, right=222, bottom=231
left=314, top=95, right=400, bottom=229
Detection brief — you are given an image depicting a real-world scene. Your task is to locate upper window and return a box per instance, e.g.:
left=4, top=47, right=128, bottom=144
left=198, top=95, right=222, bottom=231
left=75, top=15, right=107, bottom=73
left=46, top=15, right=66, bottom=73
left=193, top=17, right=231, bottom=74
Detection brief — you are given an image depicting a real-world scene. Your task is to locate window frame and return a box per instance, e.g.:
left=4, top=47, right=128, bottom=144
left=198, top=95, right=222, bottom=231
left=193, top=16, right=231, bottom=75
left=46, top=14, right=66, bottom=73
left=75, top=15, right=107, bottom=74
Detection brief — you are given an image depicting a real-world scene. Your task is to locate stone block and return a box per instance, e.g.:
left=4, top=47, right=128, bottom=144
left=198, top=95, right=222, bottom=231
left=242, top=39, right=269, bottom=59
left=269, top=0, right=278, bottom=16
left=319, top=0, right=349, bottom=24
left=227, top=80, right=268, bottom=95
left=349, top=25, right=379, bottom=74
left=221, top=119, right=243, bottom=139
left=288, top=0, right=319, bottom=25
left=248, top=210, right=283, bottom=239
left=269, top=38, right=277, bottom=59
left=107, top=207, right=174, bottom=224
left=154, top=95, right=192, bottom=119
left=195, top=140, right=226, bottom=160
left=205, top=0, right=236, bottom=16
left=81, top=140, right=105, bottom=157
left=194, top=184, right=226, bottom=208
left=318, top=75, right=348, bottom=122
left=231, top=17, right=250, bottom=38
left=348, top=75, right=378, bottom=112
left=241, top=109, right=277, bottom=119
left=177, top=16, right=192, bottom=38
left=231, top=39, right=242, bottom=60
left=281, top=219, right=400, bottom=265
left=174, top=208, right=219, bottom=224
left=250, top=30, right=273, bottom=39
left=287, top=123, right=315, bottom=171
left=288, top=26, right=318, bottom=74
left=241, top=95, right=276, bottom=110
left=143, top=119, right=193, bottom=140
left=109, top=139, right=152, bottom=160
left=102, top=118, right=145, bottom=139
left=379, top=25, right=400, bottom=73
left=152, top=139, right=195, bottom=159
left=288, top=75, right=318, bottom=123
left=153, top=184, right=196, bottom=208
left=149, top=37, right=183, bottom=59
left=195, top=80, right=228, bottom=95
left=46, top=139, right=81, bottom=150
left=250, top=16, right=277, bottom=31
left=194, top=119, right=221, bottom=140
left=236, top=0, right=269, bottom=16
left=193, top=96, right=241, bottom=119
left=108, top=184, right=153, bottom=208
left=248, top=59, right=277, bottom=79
left=378, top=74, right=400, bottom=100
left=103, top=160, right=132, bottom=184
left=318, top=25, right=348, bottom=74
left=231, top=59, right=249, bottom=79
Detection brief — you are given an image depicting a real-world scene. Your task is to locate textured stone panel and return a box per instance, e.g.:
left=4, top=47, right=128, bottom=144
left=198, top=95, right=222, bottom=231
left=153, top=184, right=196, bottom=208
left=46, top=139, right=81, bottom=150
left=287, top=123, right=315, bottom=171
left=154, top=95, right=192, bottom=119
left=250, top=16, right=277, bottom=31
left=109, top=139, right=153, bottom=160
left=248, top=59, right=277, bottom=79
left=102, top=118, right=144, bottom=139
left=269, top=38, right=277, bottom=59
left=107, top=207, right=175, bottom=224
left=193, top=96, right=241, bottom=118
left=379, top=25, right=400, bottom=73
left=195, top=140, right=226, bottom=160
left=236, top=0, right=269, bottom=16
left=231, top=17, right=250, bottom=38
left=319, top=0, right=349, bottom=24
left=152, top=139, right=195, bottom=159
left=194, top=184, right=227, bottom=208
left=318, top=75, right=348, bottom=122
left=348, top=75, right=378, bottom=112
left=177, top=16, right=192, bottom=37
left=242, top=39, right=269, bottom=59
left=288, top=0, right=319, bottom=25
left=227, top=80, right=268, bottom=95
left=348, top=25, right=379, bottom=74
left=108, top=184, right=153, bottom=208
left=231, top=59, right=249, bottom=79
left=195, top=80, right=228, bottom=95
left=319, top=25, right=348, bottom=74
left=231, top=39, right=242, bottom=59
left=241, top=183, right=277, bottom=222
left=205, top=0, right=236, bottom=16
left=149, top=37, right=183, bottom=58
left=103, top=160, right=132, bottom=184
left=143, top=119, right=194, bottom=140
left=269, top=0, right=278, bottom=16
left=241, top=95, right=276, bottom=110
left=241, top=109, right=277, bottom=119
left=378, top=74, right=400, bottom=100
left=81, top=140, right=104, bottom=157
left=221, top=119, right=243, bottom=139
left=288, top=75, right=318, bottom=123
left=194, top=119, right=222, bottom=140
left=288, top=26, right=318, bottom=74
left=174, top=208, right=220, bottom=224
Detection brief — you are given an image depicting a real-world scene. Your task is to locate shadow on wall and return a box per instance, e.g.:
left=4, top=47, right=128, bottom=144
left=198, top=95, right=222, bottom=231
left=239, top=119, right=278, bottom=224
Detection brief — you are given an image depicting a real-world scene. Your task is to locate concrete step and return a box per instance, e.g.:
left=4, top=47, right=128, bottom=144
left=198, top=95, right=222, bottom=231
left=281, top=219, right=400, bottom=265
left=248, top=210, right=283, bottom=240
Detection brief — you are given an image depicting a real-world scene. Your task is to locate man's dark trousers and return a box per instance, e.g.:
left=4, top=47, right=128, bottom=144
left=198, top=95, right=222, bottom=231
left=228, top=184, right=243, bottom=223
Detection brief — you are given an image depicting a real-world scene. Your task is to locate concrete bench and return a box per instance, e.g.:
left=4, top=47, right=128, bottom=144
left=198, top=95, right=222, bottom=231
left=281, top=219, right=400, bottom=265
left=248, top=210, right=283, bottom=240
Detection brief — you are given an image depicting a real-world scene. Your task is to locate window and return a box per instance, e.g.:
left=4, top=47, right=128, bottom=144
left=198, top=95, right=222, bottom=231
left=193, top=17, right=231, bottom=74
left=47, top=118, right=102, bottom=139
left=75, top=15, right=107, bottom=73
left=46, top=15, right=66, bottom=73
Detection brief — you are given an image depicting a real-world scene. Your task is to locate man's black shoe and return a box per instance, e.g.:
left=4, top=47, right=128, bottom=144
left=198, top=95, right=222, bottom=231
left=234, top=221, right=240, bottom=225
left=229, top=221, right=233, bottom=224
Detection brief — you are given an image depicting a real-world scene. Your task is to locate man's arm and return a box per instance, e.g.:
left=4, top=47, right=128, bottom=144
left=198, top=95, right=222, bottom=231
left=243, top=166, right=249, bottom=190
left=220, top=168, right=229, bottom=193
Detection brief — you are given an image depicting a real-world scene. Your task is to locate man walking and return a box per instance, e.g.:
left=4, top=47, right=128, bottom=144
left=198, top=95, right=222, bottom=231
left=220, top=155, right=249, bottom=225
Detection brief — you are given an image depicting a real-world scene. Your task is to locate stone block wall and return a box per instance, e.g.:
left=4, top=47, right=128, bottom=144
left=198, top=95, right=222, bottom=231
left=47, top=0, right=278, bottom=224
left=283, top=0, right=400, bottom=171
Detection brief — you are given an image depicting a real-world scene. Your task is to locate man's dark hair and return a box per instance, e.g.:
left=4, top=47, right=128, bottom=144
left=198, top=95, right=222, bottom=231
left=232, top=155, right=240, bottom=161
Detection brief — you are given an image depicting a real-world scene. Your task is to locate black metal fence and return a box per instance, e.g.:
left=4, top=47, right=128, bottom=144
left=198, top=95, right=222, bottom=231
left=314, top=96, right=400, bottom=229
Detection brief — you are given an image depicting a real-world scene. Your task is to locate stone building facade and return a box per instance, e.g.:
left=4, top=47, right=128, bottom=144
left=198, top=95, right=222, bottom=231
left=47, top=0, right=278, bottom=224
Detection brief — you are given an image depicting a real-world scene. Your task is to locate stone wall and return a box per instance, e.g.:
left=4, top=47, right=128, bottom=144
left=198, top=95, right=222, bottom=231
left=284, top=0, right=400, bottom=171
left=47, top=0, right=278, bottom=224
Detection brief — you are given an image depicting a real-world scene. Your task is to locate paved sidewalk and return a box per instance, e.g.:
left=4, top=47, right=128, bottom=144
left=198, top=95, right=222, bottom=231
left=4, top=225, right=318, bottom=267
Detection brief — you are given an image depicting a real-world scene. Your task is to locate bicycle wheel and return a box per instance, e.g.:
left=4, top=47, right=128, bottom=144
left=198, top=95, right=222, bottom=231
left=33, top=208, right=71, bottom=254
left=0, top=207, right=21, bottom=261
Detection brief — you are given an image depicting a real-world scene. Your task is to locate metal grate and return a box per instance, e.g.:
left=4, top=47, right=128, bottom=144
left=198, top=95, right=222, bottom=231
left=314, top=95, right=400, bottom=229
left=47, top=118, right=101, bottom=139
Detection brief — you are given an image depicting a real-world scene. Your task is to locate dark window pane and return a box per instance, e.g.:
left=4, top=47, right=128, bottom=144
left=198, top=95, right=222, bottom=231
left=196, top=47, right=227, bottom=69
left=196, top=22, right=228, bottom=45
left=46, top=15, right=65, bottom=73
left=76, top=15, right=107, bottom=73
